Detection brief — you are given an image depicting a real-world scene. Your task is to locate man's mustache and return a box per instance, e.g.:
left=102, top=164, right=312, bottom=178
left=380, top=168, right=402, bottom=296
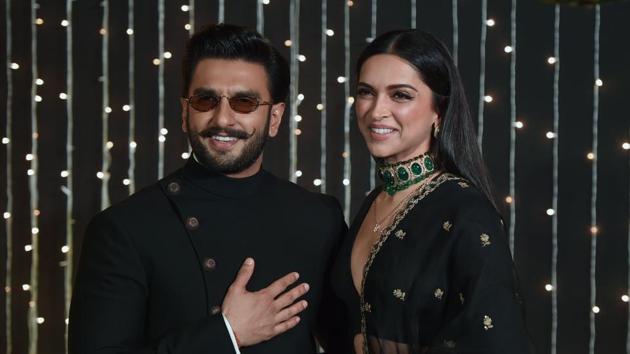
left=199, top=126, right=255, bottom=140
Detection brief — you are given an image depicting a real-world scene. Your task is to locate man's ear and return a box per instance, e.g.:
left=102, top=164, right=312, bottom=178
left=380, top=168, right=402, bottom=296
left=180, top=97, right=188, bottom=133
left=268, top=102, right=285, bottom=138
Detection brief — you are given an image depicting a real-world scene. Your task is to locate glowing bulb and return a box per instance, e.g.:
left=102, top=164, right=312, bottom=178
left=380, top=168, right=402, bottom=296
left=546, top=209, right=555, bottom=216
left=486, top=18, right=496, bottom=27
left=622, top=295, right=629, bottom=303
left=184, top=24, right=191, bottom=30
left=181, top=152, right=190, bottom=159
left=545, top=284, right=553, bottom=291
left=2, top=137, right=9, bottom=144
left=152, top=58, right=161, bottom=66
left=587, top=152, right=595, bottom=160
left=10, top=63, right=19, bottom=70
left=61, top=19, right=69, bottom=27
left=294, top=115, right=302, bottom=122
left=27, top=169, right=34, bottom=176
left=622, top=142, right=630, bottom=150
left=595, top=79, right=603, bottom=87
left=35, top=95, right=42, bottom=102
left=547, top=57, right=557, bottom=65
left=514, top=121, right=524, bottom=129
left=347, top=96, right=355, bottom=104
left=347, top=0, right=354, bottom=6
left=22, top=284, right=31, bottom=291
left=25, top=245, right=33, bottom=252
left=123, top=178, right=130, bottom=186
left=284, top=40, right=292, bottom=47
left=342, top=152, right=349, bottom=158
left=163, top=51, right=172, bottom=59
left=160, top=128, right=169, bottom=135
left=326, top=29, right=334, bottom=36
left=181, top=4, right=190, bottom=11
left=104, top=106, right=112, bottom=113
left=26, top=154, right=34, bottom=161
left=505, top=196, right=513, bottom=204
left=3, top=212, right=10, bottom=219
left=36, top=78, right=44, bottom=85
left=33, top=209, right=40, bottom=216
left=122, top=105, right=131, bottom=111
left=295, top=170, right=303, bottom=177
left=65, top=318, right=69, bottom=325
left=483, top=95, right=493, bottom=103
left=504, top=46, right=513, bottom=53
left=126, top=28, right=134, bottom=35
left=343, top=179, right=350, bottom=186
left=313, top=179, right=322, bottom=186
left=96, top=171, right=104, bottom=179
left=316, top=104, right=324, bottom=110
left=158, top=135, right=166, bottom=143
left=546, top=131, right=556, bottom=139
left=263, top=0, right=270, bottom=4
left=60, top=170, right=69, bottom=178
left=592, top=306, right=600, bottom=314
left=106, top=141, right=114, bottom=149
left=61, top=245, right=70, bottom=253
left=59, top=92, right=68, bottom=100
left=297, top=93, right=305, bottom=101
left=295, top=129, right=302, bottom=136
left=337, top=76, right=346, bottom=83
left=99, top=28, right=107, bottom=35
left=35, top=18, right=44, bottom=25
left=590, top=226, right=598, bottom=235
left=129, top=141, right=137, bottom=149
left=31, top=227, right=39, bottom=235
left=37, top=317, right=45, bottom=324
left=298, top=54, right=306, bottom=62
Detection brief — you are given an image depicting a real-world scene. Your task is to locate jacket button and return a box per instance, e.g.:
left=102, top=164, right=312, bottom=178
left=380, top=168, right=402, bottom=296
left=203, top=257, right=216, bottom=271
left=167, top=182, right=180, bottom=194
left=210, top=305, right=221, bottom=315
left=186, top=217, right=199, bottom=230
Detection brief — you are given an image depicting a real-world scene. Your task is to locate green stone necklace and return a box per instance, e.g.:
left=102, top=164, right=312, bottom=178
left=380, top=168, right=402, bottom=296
left=377, top=153, right=436, bottom=196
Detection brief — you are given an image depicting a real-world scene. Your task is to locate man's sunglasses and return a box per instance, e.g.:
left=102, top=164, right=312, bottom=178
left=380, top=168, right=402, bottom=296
left=184, top=94, right=273, bottom=114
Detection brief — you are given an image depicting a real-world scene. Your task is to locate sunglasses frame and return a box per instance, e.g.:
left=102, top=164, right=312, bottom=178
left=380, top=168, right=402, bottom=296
left=184, top=94, right=273, bottom=114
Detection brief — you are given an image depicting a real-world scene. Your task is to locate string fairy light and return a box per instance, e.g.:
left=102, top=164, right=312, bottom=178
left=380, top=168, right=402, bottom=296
left=28, top=0, right=41, bottom=352
left=101, top=0, right=111, bottom=210
left=589, top=6, right=601, bottom=354
left=289, top=0, right=300, bottom=182
left=410, top=0, right=416, bottom=28
left=319, top=0, right=328, bottom=192
left=158, top=0, right=165, bottom=179
left=452, top=0, right=458, bottom=65
left=218, top=0, right=224, bottom=23
left=343, top=0, right=351, bottom=220
left=257, top=0, right=264, bottom=34
left=507, top=0, right=517, bottom=257
left=4, top=0, right=14, bottom=351
left=626, top=127, right=630, bottom=354
left=550, top=5, right=560, bottom=354
left=368, top=0, right=377, bottom=191
left=128, top=0, right=136, bottom=194
left=188, top=0, right=195, bottom=36
left=63, top=0, right=75, bottom=349
left=477, top=0, right=488, bottom=149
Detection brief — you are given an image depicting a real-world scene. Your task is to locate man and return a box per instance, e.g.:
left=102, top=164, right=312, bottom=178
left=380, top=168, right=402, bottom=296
left=69, top=24, right=348, bottom=354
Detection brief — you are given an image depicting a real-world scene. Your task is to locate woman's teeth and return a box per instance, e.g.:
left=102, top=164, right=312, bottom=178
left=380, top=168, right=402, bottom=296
left=371, top=127, right=394, bottom=135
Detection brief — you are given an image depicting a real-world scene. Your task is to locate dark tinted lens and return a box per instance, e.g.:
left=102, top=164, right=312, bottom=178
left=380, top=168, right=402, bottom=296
left=229, top=96, right=259, bottom=113
left=190, top=95, right=219, bottom=112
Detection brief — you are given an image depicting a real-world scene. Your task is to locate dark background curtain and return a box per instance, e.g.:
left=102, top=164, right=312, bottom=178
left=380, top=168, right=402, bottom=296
left=1, top=0, right=629, bottom=353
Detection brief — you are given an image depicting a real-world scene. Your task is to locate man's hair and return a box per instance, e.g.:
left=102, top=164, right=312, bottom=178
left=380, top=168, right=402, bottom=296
left=182, top=23, right=290, bottom=103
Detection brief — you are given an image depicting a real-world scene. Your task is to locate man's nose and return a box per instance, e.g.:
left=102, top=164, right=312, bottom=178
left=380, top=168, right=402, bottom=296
left=212, top=96, right=237, bottom=127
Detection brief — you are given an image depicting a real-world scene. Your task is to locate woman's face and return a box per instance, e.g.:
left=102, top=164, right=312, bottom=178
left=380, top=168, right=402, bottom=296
left=355, top=54, right=439, bottom=164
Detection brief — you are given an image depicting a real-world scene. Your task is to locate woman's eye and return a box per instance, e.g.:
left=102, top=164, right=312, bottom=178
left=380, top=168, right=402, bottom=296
left=357, top=88, right=373, bottom=97
left=392, top=91, right=412, bottom=100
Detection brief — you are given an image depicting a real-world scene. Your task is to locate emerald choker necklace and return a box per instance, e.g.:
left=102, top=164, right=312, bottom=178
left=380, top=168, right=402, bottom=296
left=377, top=153, right=437, bottom=196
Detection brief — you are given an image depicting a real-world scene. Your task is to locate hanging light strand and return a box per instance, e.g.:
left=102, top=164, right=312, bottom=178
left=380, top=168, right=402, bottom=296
left=410, top=0, right=416, bottom=28
left=188, top=0, right=195, bottom=36
left=477, top=0, right=488, bottom=148
left=589, top=6, right=601, bottom=354
left=550, top=6, right=560, bottom=354
left=289, top=0, right=300, bottom=183
left=257, top=0, right=264, bottom=34
left=452, top=0, right=458, bottom=65
left=63, top=0, right=75, bottom=349
left=3, top=0, right=14, bottom=352
left=101, top=0, right=111, bottom=210
left=368, top=0, right=377, bottom=191
left=28, top=1, right=41, bottom=352
left=128, top=0, right=136, bottom=194
left=320, top=0, right=328, bottom=192
left=218, top=0, right=224, bottom=23
left=343, top=1, right=351, bottom=221
left=508, top=0, right=517, bottom=256
left=157, top=0, right=165, bottom=179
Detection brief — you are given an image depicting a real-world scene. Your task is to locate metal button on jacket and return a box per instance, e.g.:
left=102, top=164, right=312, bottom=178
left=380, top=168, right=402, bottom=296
left=210, top=305, right=221, bottom=315
left=167, top=181, right=180, bottom=194
left=186, top=217, right=199, bottom=230
left=203, top=257, right=216, bottom=271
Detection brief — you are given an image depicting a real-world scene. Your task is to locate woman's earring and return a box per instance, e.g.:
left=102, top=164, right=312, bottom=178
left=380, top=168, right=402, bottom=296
left=433, top=123, right=440, bottom=138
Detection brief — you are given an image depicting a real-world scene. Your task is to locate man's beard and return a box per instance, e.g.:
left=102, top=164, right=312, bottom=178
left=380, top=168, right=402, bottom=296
left=186, top=110, right=270, bottom=175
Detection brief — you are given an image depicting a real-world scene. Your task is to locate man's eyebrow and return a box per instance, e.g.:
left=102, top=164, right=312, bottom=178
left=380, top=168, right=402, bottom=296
left=192, top=87, right=218, bottom=96
left=231, top=90, right=261, bottom=98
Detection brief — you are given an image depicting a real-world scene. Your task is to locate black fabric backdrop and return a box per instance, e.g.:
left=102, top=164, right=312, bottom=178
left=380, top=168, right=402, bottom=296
left=1, top=1, right=630, bottom=353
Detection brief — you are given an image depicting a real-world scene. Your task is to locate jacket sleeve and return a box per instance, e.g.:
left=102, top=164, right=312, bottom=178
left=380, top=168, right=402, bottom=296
left=68, top=211, right=236, bottom=354
left=430, top=203, right=535, bottom=354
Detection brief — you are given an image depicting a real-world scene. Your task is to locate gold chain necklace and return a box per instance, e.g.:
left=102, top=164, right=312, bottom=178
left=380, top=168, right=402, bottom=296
left=371, top=175, right=434, bottom=233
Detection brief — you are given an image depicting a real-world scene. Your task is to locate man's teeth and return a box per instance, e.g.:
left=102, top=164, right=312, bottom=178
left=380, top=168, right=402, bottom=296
left=212, top=135, right=238, bottom=142
left=371, top=127, right=394, bottom=134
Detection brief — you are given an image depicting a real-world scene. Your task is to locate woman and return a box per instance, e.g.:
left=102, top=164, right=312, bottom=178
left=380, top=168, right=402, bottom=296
left=331, top=30, right=533, bottom=354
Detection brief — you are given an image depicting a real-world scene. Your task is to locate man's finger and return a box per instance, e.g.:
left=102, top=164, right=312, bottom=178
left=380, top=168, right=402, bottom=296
left=275, top=300, right=308, bottom=323
left=272, top=316, right=301, bottom=336
left=231, top=257, right=255, bottom=290
left=274, top=283, right=309, bottom=309
left=266, top=272, right=300, bottom=298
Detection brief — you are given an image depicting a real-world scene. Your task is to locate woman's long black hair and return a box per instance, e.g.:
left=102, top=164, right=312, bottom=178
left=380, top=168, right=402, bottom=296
left=357, top=29, right=498, bottom=210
